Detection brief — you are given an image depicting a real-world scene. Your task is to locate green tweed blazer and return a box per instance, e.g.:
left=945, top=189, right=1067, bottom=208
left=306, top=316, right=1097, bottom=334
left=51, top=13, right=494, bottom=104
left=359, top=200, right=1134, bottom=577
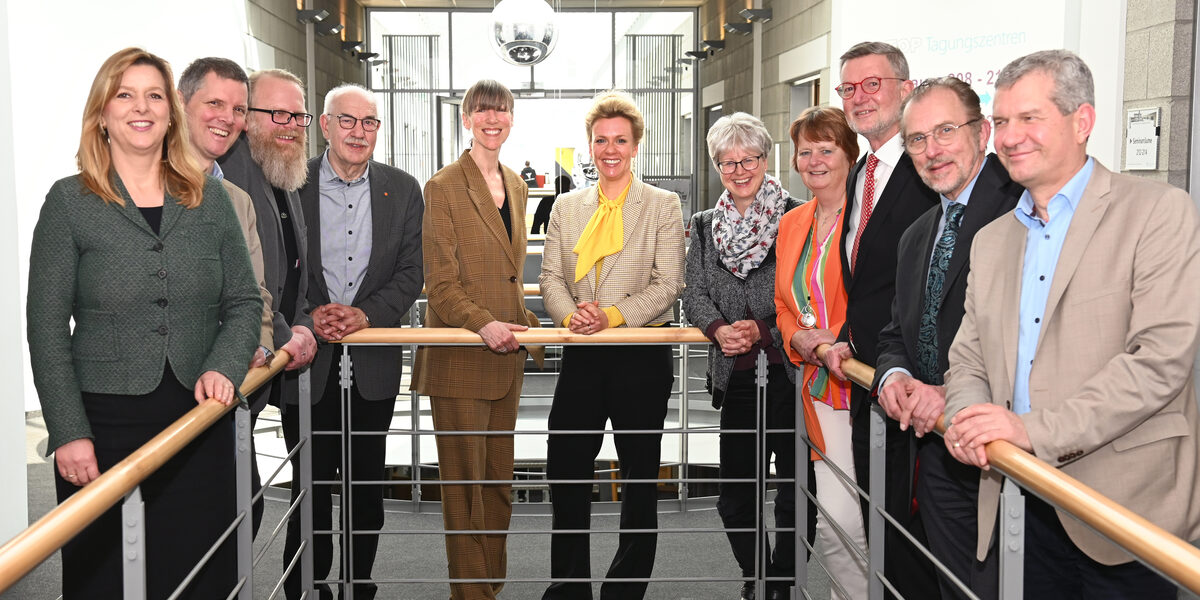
left=27, top=174, right=262, bottom=454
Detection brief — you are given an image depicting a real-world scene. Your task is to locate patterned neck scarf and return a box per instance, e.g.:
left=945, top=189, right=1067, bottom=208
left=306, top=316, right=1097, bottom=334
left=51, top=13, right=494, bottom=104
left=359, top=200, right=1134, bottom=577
left=573, top=179, right=630, bottom=282
left=711, top=174, right=790, bottom=279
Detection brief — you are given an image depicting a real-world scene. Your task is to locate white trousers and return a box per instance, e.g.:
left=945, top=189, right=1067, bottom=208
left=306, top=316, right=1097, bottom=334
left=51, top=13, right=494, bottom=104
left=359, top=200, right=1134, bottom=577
left=812, top=400, right=869, bottom=600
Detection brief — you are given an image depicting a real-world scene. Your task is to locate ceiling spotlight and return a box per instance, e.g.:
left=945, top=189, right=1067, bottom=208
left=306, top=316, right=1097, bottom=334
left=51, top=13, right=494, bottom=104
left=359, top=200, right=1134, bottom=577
left=342, top=40, right=363, bottom=52
left=723, top=22, right=752, bottom=36
left=677, top=58, right=695, bottom=64
left=739, top=8, right=773, bottom=23
left=369, top=58, right=388, bottom=66
left=357, top=52, right=380, bottom=61
left=319, top=23, right=344, bottom=36
left=701, top=39, right=725, bottom=51
left=685, top=50, right=709, bottom=60
left=296, top=9, right=329, bottom=24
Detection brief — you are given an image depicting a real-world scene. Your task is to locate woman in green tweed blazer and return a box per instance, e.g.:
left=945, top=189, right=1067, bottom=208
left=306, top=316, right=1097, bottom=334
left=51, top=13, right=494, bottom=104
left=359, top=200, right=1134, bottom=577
left=26, top=48, right=260, bottom=599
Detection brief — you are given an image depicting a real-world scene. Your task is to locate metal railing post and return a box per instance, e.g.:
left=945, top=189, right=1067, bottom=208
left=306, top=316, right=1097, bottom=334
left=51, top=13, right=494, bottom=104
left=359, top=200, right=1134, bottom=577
left=678, top=338, right=690, bottom=511
left=999, top=478, right=1025, bottom=600
left=234, top=405, right=254, bottom=600
left=341, top=347, right=355, bottom=600
left=754, top=350, right=768, bottom=596
left=410, top=304, right=422, bottom=512
left=122, top=486, right=147, bottom=600
left=793, top=378, right=808, bottom=598
left=299, top=367, right=315, bottom=597
left=867, top=403, right=886, bottom=600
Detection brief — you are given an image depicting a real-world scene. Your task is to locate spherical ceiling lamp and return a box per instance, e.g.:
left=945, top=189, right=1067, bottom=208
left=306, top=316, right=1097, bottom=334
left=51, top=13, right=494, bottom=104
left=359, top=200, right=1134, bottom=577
left=491, top=0, right=559, bottom=66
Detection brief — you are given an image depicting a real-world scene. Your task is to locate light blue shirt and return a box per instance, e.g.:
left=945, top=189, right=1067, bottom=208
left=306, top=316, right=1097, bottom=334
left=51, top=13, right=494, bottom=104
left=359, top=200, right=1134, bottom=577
left=211, top=161, right=224, bottom=180
left=1011, top=157, right=1094, bottom=414
left=878, top=158, right=986, bottom=390
left=318, top=152, right=373, bottom=305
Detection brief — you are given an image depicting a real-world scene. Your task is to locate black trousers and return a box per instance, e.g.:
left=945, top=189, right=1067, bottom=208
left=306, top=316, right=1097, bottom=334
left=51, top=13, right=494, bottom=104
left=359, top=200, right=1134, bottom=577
left=56, top=365, right=236, bottom=600
left=916, top=438, right=996, bottom=600
left=282, top=359, right=396, bottom=600
left=542, top=345, right=674, bottom=600
left=716, top=364, right=809, bottom=595
left=850, top=387, right=941, bottom=600
left=1023, top=494, right=1174, bottom=600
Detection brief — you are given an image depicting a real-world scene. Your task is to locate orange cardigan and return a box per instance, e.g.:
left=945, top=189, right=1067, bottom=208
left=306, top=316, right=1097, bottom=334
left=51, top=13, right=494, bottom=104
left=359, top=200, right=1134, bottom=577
left=774, top=199, right=850, bottom=458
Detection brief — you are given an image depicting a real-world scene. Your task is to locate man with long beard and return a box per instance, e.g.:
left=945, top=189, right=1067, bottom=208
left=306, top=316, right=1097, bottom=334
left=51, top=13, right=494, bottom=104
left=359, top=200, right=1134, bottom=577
left=218, top=68, right=317, bottom=413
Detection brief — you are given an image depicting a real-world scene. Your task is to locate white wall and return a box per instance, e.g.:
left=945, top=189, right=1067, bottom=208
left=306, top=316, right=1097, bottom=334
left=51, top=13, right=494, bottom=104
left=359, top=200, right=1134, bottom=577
left=0, top=0, right=27, bottom=542
left=830, top=0, right=1125, bottom=167
left=3, top=0, right=264, bottom=537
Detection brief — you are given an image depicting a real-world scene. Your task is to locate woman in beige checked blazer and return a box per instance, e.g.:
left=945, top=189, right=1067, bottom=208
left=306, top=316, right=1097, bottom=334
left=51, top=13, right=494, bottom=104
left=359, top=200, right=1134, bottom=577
left=412, top=80, right=540, bottom=600
left=538, top=92, right=685, bottom=600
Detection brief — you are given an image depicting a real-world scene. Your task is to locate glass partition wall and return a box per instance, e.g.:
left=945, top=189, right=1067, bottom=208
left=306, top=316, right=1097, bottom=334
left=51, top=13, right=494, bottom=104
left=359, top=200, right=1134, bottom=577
left=368, top=8, right=698, bottom=215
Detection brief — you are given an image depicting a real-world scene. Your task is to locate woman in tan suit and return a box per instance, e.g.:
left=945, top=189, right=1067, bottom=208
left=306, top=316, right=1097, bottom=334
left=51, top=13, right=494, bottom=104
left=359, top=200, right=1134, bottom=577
left=538, top=91, right=685, bottom=600
left=412, top=79, right=539, bottom=600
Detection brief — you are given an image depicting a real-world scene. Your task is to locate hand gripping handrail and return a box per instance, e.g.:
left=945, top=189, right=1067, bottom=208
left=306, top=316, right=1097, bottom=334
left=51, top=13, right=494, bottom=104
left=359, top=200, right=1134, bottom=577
left=0, top=351, right=291, bottom=594
left=812, top=343, right=1200, bottom=595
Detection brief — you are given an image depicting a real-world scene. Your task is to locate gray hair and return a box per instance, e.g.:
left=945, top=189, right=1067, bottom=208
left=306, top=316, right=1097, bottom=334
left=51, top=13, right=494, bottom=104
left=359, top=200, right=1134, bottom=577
left=178, top=57, right=248, bottom=102
left=901, top=76, right=984, bottom=132
left=706, top=112, right=772, bottom=163
left=839, top=41, right=909, bottom=80
left=323, top=83, right=377, bottom=115
left=995, top=49, right=1094, bottom=115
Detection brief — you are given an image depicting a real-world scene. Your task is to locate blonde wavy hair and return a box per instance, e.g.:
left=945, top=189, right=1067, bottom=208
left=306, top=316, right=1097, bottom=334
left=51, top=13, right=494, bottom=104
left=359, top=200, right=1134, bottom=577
left=77, top=47, right=205, bottom=208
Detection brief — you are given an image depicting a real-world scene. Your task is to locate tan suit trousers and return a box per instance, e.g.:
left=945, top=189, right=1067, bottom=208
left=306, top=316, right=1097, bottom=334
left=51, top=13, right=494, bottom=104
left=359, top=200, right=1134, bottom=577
left=431, top=369, right=522, bottom=600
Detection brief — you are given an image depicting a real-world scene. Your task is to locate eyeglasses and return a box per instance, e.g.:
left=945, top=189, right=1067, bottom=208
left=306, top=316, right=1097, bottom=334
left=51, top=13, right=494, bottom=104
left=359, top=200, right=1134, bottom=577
left=248, top=108, right=313, bottom=127
left=902, top=118, right=982, bottom=154
left=715, top=154, right=763, bottom=174
left=834, top=77, right=905, bottom=99
left=332, top=114, right=382, bottom=132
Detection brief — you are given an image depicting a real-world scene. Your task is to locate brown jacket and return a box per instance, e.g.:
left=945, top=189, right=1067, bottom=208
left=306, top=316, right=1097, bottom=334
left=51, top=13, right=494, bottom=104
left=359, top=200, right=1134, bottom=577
left=412, top=150, right=540, bottom=400
left=222, top=179, right=274, bottom=350
left=945, top=162, right=1200, bottom=564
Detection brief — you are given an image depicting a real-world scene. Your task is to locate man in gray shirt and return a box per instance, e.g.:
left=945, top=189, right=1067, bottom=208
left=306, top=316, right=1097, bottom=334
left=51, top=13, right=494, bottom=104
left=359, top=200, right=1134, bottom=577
left=286, top=83, right=424, bottom=600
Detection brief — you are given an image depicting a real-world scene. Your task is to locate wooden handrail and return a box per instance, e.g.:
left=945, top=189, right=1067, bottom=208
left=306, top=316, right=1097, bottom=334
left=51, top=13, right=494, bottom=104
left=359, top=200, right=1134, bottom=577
left=5, top=333, right=1198, bottom=595
left=813, top=343, right=1200, bottom=594
left=0, top=352, right=290, bottom=594
left=338, top=326, right=710, bottom=345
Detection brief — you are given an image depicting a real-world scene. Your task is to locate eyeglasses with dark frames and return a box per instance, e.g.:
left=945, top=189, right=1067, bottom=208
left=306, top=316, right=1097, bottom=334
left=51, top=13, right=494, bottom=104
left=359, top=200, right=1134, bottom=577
left=715, top=154, right=764, bottom=174
left=902, top=118, right=982, bottom=154
left=834, top=76, right=905, bottom=99
left=248, top=107, right=313, bottom=127
left=332, top=114, right=382, bottom=132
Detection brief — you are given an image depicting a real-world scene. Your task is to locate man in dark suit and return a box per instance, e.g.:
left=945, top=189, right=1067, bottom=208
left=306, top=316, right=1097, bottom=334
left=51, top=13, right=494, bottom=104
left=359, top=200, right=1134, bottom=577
left=824, top=41, right=940, bottom=599
left=873, top=77, right=1023, bottom=600
left=285, top=84, right=424, bottom=600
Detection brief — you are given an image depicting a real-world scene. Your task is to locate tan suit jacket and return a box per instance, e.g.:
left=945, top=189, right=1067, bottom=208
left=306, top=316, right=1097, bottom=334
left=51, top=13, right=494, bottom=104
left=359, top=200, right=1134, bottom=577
left=945, top=162, right=1200, bottom=564
left=412, top=151, right=540, bottom=400
left=539, top=178, right=685, bottom=327
left=222, top=179, right=274, bottom=350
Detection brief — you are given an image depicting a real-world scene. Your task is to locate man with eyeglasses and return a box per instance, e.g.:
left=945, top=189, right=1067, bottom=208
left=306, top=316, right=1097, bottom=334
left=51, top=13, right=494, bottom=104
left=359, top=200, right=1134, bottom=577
left=871, top=77, right=1023, bottom=600
left=822, top=41, right=940, bottom=600
left=217, top=68, right=318, bottom=436
left=283, top=83, right=424, bottom=600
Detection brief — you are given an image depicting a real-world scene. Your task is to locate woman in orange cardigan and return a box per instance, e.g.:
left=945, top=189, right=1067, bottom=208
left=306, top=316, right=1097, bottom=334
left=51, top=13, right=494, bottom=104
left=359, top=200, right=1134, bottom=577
left=774, top=106, right=868, bottom=600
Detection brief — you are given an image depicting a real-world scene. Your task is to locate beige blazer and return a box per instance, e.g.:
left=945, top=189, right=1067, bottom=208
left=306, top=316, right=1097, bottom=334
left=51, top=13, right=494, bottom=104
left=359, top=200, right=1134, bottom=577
left=944, top=162, right=1200, bottom=564
left=412, top=150, right=541, bottom=400
left=539, top=178, right=685, bottom=327
left=222, top=179, right=274, bottom=350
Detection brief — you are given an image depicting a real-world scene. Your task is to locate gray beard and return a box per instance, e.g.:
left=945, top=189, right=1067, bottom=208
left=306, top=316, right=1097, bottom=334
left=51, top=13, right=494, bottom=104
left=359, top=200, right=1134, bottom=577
left=247, top=123, right=308, bottom=192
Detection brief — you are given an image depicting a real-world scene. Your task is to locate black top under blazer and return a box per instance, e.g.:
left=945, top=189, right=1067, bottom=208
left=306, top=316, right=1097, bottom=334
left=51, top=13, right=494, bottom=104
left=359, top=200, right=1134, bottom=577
left=839, top=151, right=938, bottom=415
left=872, top=155, right=1023, bottom=390
left=299, top=156, right=425, bottom=402
left=681, top=200, right=801, bottom=395
left=27, top=175, right=262, bottom=453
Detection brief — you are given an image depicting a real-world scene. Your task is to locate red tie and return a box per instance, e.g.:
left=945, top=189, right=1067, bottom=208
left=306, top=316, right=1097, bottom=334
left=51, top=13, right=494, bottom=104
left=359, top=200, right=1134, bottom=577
left=851, top=153, right=880, bottom=273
